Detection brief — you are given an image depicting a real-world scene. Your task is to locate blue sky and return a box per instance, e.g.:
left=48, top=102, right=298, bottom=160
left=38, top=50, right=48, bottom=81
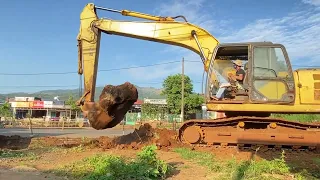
left=0, top=0, right=319, bottom=94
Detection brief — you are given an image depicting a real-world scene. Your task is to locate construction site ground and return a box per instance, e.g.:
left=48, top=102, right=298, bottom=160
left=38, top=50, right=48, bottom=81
left=0, top=123, right=319, bottom=180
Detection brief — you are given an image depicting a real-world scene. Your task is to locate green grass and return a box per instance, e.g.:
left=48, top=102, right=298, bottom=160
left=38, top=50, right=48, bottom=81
left=173, top=147, right=319, bottom=180
left=271, top=114, right=320, bottom=123
left=0, top=143, right=88, bottom=163
left=0, top=149, right=38, bottom=160
left=313, top=158, right=320, bottom=166
left=173, top=147, right=222, bottom=171
left=52, top=145, right=172, bottom=180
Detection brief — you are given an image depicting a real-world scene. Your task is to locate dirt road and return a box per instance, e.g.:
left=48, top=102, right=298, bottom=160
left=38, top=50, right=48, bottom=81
left=0, top=127, right=134, bottom=138
left=0, top=169, right=65, bottom=180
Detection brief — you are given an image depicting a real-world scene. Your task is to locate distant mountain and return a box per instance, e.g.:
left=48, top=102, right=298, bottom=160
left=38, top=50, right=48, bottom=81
left=0, top=86, right=165, bottom=102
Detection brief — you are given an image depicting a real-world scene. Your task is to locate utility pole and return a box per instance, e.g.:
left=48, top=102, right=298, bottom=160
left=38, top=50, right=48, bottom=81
left=181, top=57, right=185, bottom=123
left=79, top=75, right=82, bottom=98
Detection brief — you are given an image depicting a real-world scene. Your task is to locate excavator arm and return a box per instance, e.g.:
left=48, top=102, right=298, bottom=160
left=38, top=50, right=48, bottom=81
left=76, top=3, right=219, bottom=129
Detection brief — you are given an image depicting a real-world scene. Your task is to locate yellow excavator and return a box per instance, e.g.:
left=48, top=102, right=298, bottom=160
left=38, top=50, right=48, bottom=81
left=76, top=3, right=320, bottom=151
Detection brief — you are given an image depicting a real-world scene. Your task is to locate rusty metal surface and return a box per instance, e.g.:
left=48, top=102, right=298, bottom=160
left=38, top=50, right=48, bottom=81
left=315, top=90, right=320, bottom=101
left=313, top=74, right=320, bottom=80
left=178, top=116, right=320, bottom=152
left=182, top=126, right=203, bottom=144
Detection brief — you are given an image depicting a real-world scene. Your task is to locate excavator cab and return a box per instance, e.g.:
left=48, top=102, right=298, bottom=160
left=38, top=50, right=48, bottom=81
left=205, top=43, right=297, bottom=116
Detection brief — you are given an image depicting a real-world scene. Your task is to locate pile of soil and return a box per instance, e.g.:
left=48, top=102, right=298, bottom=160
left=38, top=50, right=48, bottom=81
left=95, top=123, right=181, bottom=150
left=34, top=137, right=91, bottom=148
left=87, top=82, right=138, bottom=130
left=0, top=124, right=180, bottom=151
left=0, top=123, right=180, bottom=151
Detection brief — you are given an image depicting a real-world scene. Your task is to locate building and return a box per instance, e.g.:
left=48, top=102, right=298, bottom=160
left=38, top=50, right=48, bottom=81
left=128, top=98, right=167, bottom=113
left=8, top=96, right=71, bottom=120
left=129, top=99, right=143, bottom=113
left=143, top=98, right=167, bottom=106
left=127, top=98, right=167, bottom=114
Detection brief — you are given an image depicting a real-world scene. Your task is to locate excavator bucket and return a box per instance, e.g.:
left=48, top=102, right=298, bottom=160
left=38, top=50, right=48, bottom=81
left=81, top=82, right=138, bottom=130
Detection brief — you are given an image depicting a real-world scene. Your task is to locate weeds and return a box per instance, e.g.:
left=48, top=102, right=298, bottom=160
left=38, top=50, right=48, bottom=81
left=53, top=145, right=172, bottom=180
left=313, top=158, right=320, bottom=166
left=0, top=149, right=38, bottom=160
left=0, top=150, right=27, bottom=158
left=232, top=152, right=290, bottom=180
left=271, top=114, right=320, bottom=123
left=173, top=147, right=319, bottom=180
left=173, top=147, right=222, bottom=171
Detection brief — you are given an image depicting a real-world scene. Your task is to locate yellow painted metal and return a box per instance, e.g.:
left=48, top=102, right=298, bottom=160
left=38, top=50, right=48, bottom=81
left=92, top=19, right=218, bottom=68
left=91, top=17, right=218, bottom=71
left=77, top=3, right=219, bottom=106
left=120, top=10, right=175, bottom=21
left=254, top=81, right=287, bottom=100
left=77, top=3, right=101, bottom=104
left=269, top=123, right=277, bottom=129
left=206, top=103, right=320, bottom=113
left=296, top=69, right=320, bottom=104
left=238, top=121, right=245, bottom=128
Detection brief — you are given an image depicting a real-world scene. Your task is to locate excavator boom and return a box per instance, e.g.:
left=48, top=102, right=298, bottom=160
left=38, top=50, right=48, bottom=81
left=77, top=3, right=218, bottom=129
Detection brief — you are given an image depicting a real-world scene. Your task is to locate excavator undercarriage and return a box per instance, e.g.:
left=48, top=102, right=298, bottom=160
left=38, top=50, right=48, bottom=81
left=179, top=116, right=320, bottom=152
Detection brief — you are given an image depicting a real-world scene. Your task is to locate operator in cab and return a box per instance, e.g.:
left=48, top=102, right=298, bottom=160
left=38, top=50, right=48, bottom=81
left=210, top=59, right=246, bottom=101
left=228, top=59, right=245, bottom=84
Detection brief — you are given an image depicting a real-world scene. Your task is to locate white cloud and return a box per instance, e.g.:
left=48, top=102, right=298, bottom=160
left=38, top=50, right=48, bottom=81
left=127, top=0, right=320, bottom=88
left=154, top=0, right=229, bottom=36
left=302, top=0, right=320, bottom=6
left=155, top=0, right=320, bottom=66
left=219, top=7, right=320, bottom=65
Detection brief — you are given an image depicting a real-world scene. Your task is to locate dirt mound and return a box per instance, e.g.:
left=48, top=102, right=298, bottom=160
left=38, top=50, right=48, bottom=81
left=22, top=123, right=180, bottom=151
left=35, top=137, right=89, bottom=148
left=87, top=82, right=138, bottom=130
left=94, top=123, right=180, bottom=150
left=0, top=124, right=180, bottom=151
left=0, top=135, right=31, bottom=150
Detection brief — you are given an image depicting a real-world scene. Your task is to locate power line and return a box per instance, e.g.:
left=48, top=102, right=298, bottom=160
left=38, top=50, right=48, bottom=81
left=0, top=81, right=203, bottom=88
left=0, top=85, right=79, bottom=88
left=0, top=83, right=163, bottom=88
left=0, top=59, right=317, bottom=76
left=98, top=61, right=180, bottom=72
left=185, top=60, right=320, bottom=68
left=0, top=60, right=181, bottom=76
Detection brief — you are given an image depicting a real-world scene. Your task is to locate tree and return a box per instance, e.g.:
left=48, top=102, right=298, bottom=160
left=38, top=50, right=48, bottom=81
left=65, top=95, right=81, bottom=112
left=185, top=93, right=204, bottom=114
left=0, top=102, right=12, bottom=117
left=141, top=103, right=167, bottom=120
left=161, top=74, right=204, bottom=116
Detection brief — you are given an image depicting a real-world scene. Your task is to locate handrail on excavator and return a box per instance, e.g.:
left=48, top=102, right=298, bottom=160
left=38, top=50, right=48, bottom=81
left=94, top=5, right=188, bottom=22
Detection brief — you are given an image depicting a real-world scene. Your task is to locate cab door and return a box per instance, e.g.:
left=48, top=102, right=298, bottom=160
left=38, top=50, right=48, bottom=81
left=249, top=44, right=295, bottom=104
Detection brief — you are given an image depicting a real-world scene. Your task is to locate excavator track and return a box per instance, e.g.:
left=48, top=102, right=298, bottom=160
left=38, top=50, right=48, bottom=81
left=178, top=116, right=320, bottom=153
